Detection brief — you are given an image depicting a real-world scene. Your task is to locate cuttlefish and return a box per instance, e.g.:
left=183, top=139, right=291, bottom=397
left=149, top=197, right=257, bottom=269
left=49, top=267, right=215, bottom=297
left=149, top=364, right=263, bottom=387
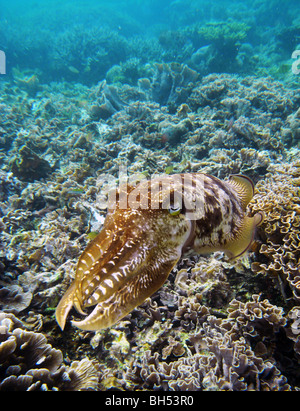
left=56, top=173, right=263, bottom=331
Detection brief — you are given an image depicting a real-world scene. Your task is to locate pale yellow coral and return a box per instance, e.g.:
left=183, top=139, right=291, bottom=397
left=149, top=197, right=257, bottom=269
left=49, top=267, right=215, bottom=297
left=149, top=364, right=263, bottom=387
left=249, top=162, right=300, bottom=300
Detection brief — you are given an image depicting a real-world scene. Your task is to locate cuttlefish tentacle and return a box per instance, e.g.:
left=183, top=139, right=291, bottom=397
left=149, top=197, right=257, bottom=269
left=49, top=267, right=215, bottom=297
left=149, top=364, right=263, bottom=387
left=56, top=173, right=263, bottom=331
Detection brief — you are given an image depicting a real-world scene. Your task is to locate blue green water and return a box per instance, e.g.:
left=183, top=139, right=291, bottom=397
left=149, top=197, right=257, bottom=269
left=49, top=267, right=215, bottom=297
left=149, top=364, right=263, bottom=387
left=0, top=0, right=299, bottom=84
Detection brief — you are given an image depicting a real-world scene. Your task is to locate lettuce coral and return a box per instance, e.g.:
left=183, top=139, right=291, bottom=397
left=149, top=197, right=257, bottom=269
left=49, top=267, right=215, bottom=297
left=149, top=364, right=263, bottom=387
left=121, top=296, right=290, bottom=391
left=249, top=162, right=300, bottom=301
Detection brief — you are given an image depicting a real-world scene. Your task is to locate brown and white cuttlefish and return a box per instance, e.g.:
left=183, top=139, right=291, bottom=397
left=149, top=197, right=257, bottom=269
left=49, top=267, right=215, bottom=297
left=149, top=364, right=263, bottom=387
left=56, top=173, right=263, bottom=331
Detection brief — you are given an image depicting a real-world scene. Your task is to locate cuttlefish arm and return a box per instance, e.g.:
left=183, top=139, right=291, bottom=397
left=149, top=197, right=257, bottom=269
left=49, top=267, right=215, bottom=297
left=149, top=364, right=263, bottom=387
left=56, top=252, right=180, bottom=331
left=56, top=281, right=76, bottom=331
left=56, top=219, right=116, bottom=330
left=72, top=252, right=180, bottom=331
left=56, top=204, right=192, bottom=331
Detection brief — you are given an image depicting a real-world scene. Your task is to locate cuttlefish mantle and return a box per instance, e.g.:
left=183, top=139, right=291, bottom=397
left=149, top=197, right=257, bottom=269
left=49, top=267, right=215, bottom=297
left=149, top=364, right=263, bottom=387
left=56, top=173, right=263, bottom=331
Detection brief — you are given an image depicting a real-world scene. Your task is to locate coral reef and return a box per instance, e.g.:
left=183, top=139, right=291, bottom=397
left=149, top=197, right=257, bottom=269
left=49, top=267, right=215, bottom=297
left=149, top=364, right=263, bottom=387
left=151, top=63, right=199, bottom=108
left=192, top=20, right=251, bottom=74
left=10, top=146, right=53, bottom=182
left=249, top=162, right=300, bottom=303
left=0, top=313, right=99, bottom=391
left=197, top=21, right=250, bottom=45
left=89, top=81, right=128, bottom=121
left=118, top=295, right=290, bottom=391
left=1, top=0, right=300, bottom=85
left=0, top=52, right=300, bottom=390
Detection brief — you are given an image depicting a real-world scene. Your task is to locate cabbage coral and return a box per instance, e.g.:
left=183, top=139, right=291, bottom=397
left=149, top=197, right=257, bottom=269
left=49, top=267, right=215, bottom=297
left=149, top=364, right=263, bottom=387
left=249, top=162, right=300, bottom=301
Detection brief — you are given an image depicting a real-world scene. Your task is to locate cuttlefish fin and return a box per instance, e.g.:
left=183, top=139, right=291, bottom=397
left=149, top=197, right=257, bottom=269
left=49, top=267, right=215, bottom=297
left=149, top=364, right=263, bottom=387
left=55, top=281, right=76, bottom=331
left=72, top=257, right=180, bottom=331
left=228, top=175, right=255, bottom=210
left=223, top=212, right=264, bottom=260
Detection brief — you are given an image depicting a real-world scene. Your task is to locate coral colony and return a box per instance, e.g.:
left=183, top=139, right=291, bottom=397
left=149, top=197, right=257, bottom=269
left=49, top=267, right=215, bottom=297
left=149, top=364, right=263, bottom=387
left=0, top=0, right=300, bottom=392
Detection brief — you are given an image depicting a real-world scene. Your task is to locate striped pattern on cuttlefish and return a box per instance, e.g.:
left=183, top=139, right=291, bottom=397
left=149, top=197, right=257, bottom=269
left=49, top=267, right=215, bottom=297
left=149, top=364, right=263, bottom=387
left=56, top=173, right=264, bottom=331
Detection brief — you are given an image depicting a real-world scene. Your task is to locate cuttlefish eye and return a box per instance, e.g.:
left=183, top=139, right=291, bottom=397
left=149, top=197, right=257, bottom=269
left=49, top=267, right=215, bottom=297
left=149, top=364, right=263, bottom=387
left=168, top=203, right=182, bottom=216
